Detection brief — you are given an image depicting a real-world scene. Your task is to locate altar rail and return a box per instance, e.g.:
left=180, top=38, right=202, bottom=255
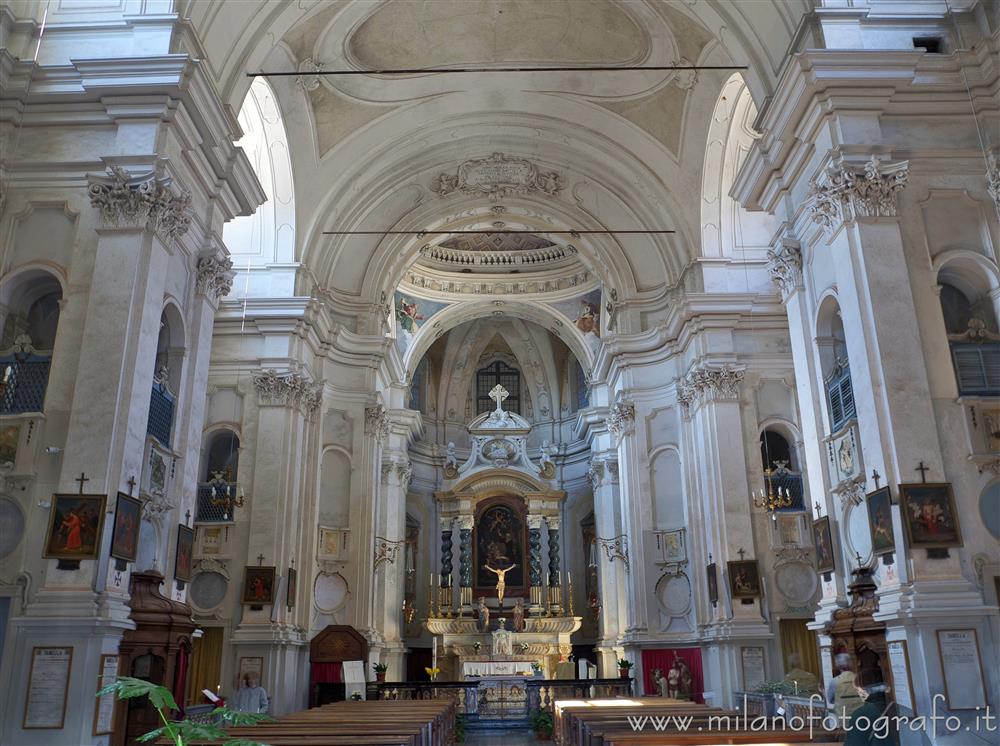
left=367, top=678, right=632, bottom=715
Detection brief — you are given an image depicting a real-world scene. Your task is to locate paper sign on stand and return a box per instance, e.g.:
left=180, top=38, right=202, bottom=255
left=343, top=660, right=367, bottom=700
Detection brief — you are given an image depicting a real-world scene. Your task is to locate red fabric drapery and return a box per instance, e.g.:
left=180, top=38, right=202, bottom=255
left=310, top=661, right=343, bottom=684
left=640, top=648, right=704, bottom=704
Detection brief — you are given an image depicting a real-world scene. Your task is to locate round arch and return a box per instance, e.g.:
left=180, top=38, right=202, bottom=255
left=402, top=299, right=596, bottom=379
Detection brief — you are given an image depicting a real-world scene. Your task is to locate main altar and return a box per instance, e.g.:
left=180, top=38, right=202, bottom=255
left=426, top=385, right=582, bottom=684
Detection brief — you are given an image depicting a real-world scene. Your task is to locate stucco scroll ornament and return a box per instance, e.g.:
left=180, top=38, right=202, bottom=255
left=767, top=238, right=803, bottom=298
left=296, top=58, right=323, bottom=91
left=365, top=404, right=391, bottom=445
left=670, top=57, right=698, bottom=90
left=431, top=153, right=563, bottom=201
left=196, top=255, right=236, bottom=303
left=807, top=156, right=909, bottom=230
left=605, top=401, right=636, bottom=439
left=88, top=165, right=192, bottom=240
left=838, top=474, right=867, bottom=512
left=595, top=535, right=630, bottom=572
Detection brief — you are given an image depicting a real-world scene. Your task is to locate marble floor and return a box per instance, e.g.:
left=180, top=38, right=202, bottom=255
left=464, top=728, right=540, bottom=745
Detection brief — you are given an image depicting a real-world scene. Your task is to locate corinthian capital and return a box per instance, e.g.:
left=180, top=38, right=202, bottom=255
left=196, top=255, right=235, bottom=303
left=767, top=237, right=803, bottom=299
left=806, top=155, right=908, bottom=231
left=88, top=165, right=192, bottom=240
left=252, top=369, right=324, bottom=416
left=365, top=405, right=390, bottom=445
left=605, top=401, right=635, bottom=438
left=678, top=363, right=745, bottom=411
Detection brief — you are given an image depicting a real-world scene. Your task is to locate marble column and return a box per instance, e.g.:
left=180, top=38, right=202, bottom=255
left=589, top=448, right=626, bottom=676
left=528, top=515, right=544, bottom=611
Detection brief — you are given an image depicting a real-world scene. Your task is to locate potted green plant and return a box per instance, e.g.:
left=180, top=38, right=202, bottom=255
left=617, top=658, right=633, bottom=679
left=454, top=713, right=467, bottom=743
left=529, top=708, right=554, bottom=741
left=97, top=676, right=271, bottom=746
left=373, top=662, right=388, bottom=683
left=530, top=660, right=543, bottom=677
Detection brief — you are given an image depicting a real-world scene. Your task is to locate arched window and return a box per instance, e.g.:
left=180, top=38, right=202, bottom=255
left=146, top=307, right=183, bottom=447
left=939, top=280, right=1000, bottom=395
left=0, top=272, right=62, bottom=414
left=476, top=360, right=520, bottom=415
left=759, top=428, right=804, bottom=510
left=760, top=430, right=793, bottom=471
left=817, top=297, right=856, bottom=433
left=203, top=430, right=240, bottom=482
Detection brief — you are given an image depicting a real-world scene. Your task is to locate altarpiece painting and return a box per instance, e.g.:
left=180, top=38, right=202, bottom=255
left=474, top=498, right=527, bottom=597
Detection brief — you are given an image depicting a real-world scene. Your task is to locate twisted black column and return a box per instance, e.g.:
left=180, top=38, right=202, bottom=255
left=459, top=527, right=472, bottom=587
left=440, top=527, right=453, bottom=585
left=528, top=526, right=543, bottom=586
left=548, top=526, right=560, bottom=586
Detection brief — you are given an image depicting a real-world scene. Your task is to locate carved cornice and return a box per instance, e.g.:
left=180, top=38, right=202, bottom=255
left=365, top=405, right=390, bottom=445
left=676, top=364, right=745, bottom=411
left=88, top=165, right=191, bottom=240
left=605, top=401, right=635, bottom=438
left=767, top=237, right=803, bottom=298
left=806, top=156, right=909, bottom=230
left=196, top=255, right=235, bottom=303
left=252, top=369, right=324, bottom=416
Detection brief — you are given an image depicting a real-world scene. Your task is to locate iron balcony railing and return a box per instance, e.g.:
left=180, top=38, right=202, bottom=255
left=0, top=355, right=52, bottom=414
left=146, top=381, right=175, bottom=447
left=195, top=482, right=239, bottom=523
left=768, top=471, right=805, bottom=511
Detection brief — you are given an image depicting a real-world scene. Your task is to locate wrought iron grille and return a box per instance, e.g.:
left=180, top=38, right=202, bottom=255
left=476, top=361, right=520, bottom=415
left=0, top=356, right=51, bottom=414
left=146, top=381, right=175, bottom=447
left=768, top=472, right=805, bottom=511
left=195, top=483, right=238, bottom=523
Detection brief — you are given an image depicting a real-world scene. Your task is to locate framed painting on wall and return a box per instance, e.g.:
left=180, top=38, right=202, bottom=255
left=43, top=494, right=106, bottom=560
left=110, top=492, right=142, bottom=562
left=174, top=525, right=194, bottom=582
left=865, top=487, right=896, bottom=556
left=812, top=516, right=836, bottom=573
left=727, top=560, right=761, bottom=599
left=242, top=566, right=276, bottom=604
left=899, top=483, right=962, bottom=549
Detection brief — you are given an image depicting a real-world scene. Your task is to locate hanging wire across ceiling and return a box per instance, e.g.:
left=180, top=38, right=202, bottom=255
left=249, top=64, right=748, bottom=77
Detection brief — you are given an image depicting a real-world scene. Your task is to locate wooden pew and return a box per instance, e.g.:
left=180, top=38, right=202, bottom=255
left=186, top=699, right=455, bottom=746
left=554, top=698, right=840, bottom=746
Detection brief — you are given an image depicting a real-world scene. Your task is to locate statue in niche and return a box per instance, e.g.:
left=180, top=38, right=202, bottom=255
left=512, top=597, right=526, bottom=632
left=476, top=596, right=490, bottom=632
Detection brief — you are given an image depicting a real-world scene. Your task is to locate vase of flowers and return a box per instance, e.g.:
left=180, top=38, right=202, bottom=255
left=425, top=666, right=441, bottom=682
left=373, top=662, right=388, bottom=683
left=618, top=658, right=633, bottom=679
left=472, top=642, right=481, bottom=655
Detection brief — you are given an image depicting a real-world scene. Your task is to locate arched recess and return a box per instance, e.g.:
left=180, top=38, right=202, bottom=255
left=223, top=75, right=296, bottom=280
left=0, top=267, right=65, bottom=350
left=700, top=73, right=778, bottom=262
left=318, top=446, right=352, bottom=529
left=402, top=300, right=595, bottom=379
left=649, top=445, right=685, bottom=531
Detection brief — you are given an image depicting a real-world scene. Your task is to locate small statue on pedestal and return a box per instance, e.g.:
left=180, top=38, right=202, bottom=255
left=667, top=660, right=681, bottom=699
left=476, top=596, right=490, bottom=632
left=512, top=597, right=526, bottom=632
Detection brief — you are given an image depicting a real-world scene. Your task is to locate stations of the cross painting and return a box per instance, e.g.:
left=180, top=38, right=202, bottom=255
left=489, top=384, right=509, bottom=411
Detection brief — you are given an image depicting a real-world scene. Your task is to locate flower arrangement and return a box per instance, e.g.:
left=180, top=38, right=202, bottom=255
left=520, top=642, right=530, bottom=653
left=530, top=661, right=543, bottom=672
left=350, top=692, right=364, bottom=701
left=425, top=666, right=441, bottom=681
left=472, top=642, right=482, bottom=653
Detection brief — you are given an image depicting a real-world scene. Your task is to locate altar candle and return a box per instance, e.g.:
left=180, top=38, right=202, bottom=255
left=432, top=636, right=437, bottom=671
